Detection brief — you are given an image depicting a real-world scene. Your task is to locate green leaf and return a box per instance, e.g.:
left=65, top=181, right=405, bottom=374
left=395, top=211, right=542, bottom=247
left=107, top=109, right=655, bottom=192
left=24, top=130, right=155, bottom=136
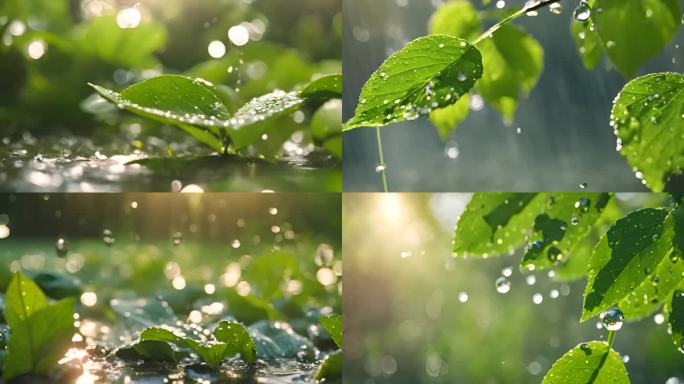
left=554, top=236, right=595, bottom=281
left=3, top=298, right=75, bottom=381
left=301, top=74, right=342, bottom=100
left=521, top=193, right=611, bottom=270
left=140, top=327, right=226, bottom=367
left=315, top=350, right=342, bottom=381
left=4, top=272, right=47, bottom=328
left=475, top=24, right=543, bottom=121
left=311, top=99, right=342, bottom=159
left=429, top=94, right=470, bottom=140
left=249, top=321, right=316, bottom=361
left=453, top=193, right=543, bottom=257
left=669, top=290, right=684, bottom=353
left=214, top=321, right=257, bottom=364
left=542, top=341, right=628, bottom=384
left=91, top=75, right=309, bottom=152
left=570, top=14, right=603, bottom=70
left=344, top=34, right=483, bottom=130
left=582, top=208, right=675, bottom=321
left=592, top=0, right=680, bottom=78
left=429, top=0, right=482, bottom=42
left=132, top=340, right=177, bottom=362
left=76, top=15, right=167, bottom=68
left=320, top=314, right=342, bottom=349
left=611, top=72, right=684, bottom=192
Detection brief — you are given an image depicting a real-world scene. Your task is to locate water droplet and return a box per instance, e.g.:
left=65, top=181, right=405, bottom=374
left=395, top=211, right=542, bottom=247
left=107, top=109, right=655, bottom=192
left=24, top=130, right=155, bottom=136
left=458, top=292, right=469, bottom=303
left=103, top=229, right=115, bottom=247
left=579, top=182, right=588, bottom=189
left=574, top=197, right=591, bottom=214
left=601, top=308, right=624, bottom=331
left=495, top=276, right=511, bottom=294
left=549, top=2, right=563, bottom=14
left=315, top=243, right=335, bottom=266
left=172, top=232, right=183, bottom=246
left=573, top=1, right=592, bottom=22
left=375, top=163, right=387, bottom=173
left=444, top=142, right=459, bottom=159
left=532, top=293, right=543, bottom=304
left=55, top=238, right=68, bottom=258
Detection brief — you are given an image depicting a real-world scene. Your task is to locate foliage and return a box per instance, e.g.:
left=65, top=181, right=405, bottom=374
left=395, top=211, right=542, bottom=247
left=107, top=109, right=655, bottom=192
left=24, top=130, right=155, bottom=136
left=345, top=0, right=683, bottom=191
left=2, top=272, right=75, bottom=381
left=316, top=314, right=343, bottom=381
left=452, top=193, right=684, bottom=382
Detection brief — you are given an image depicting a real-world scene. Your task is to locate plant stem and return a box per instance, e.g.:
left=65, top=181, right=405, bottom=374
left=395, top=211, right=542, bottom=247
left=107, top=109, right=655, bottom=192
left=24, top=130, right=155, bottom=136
left=607, top=330, right=616, bottom=347
left=473, top=0, right=563, bottom=45
left=376, top=127, right=389, bottom=192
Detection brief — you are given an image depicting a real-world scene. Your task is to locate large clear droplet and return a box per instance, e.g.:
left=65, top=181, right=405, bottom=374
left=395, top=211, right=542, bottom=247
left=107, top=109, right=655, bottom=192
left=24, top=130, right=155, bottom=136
left=601, top=308, right=624, bottom=331
left=573, top=1, right=591, bottom=22
left=495, top=276, right=511, bottom=294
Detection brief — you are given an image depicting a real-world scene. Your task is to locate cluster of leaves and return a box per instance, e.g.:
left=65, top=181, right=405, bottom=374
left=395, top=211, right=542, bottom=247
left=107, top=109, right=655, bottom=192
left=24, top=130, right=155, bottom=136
left=452, top=192, right=684, bottom=382
left=0, top=0, right=342, bottom=159
left=1, top=272, right=75, bottom=382
left=91, top=73, right=342, bottom=157
left=344, top=0, right=683, bottom=190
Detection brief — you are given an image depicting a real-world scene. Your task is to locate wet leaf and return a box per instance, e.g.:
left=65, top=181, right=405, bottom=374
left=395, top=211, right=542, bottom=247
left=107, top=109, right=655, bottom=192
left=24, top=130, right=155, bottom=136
left=249, top=320, right=316, bottom=361
left=320, top=314, right=342, bottom=348
left=3, top=298, right=75, bottom=381
left=475, top=24, right=543, bottom=121
left=315, top=350, right=342, bottom=381
left=670, top=290, right=684, bottom=353
left=344, top=35, right=483, bottom=130
left=132, top=340, right=177, bottom=362
left=542, top=341, right=628, bottom=384
left=140, top=327, right=226, bottom=367
left=453, top=193, right=544, bottom=257
left=521, top=193, right=611, bottom=270
left=4, top=272, right=47, bottom=328
left=592, top=0, right=680, bottom=78
left=214, top=321, right=257, bottom=364
left=582, top=208, right=675, bottom=321
left=611, top=72, right=684, bottom=192
left=301, top=74, right=342, bottom=100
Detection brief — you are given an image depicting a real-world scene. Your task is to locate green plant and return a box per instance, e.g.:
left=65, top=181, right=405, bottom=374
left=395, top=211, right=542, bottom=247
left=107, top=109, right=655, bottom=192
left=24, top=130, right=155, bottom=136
left=91, top=73, right=342, bottom=156
left=452, top=193, right=684, bottom=382
left=344, top=0, right=683, bottom=191
left=1, top=272, right=75, bottom=381
left=316, top=314, right=343, bottom=381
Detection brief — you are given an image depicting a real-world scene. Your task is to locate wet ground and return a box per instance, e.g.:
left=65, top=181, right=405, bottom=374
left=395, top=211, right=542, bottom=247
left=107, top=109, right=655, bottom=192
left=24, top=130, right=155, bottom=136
left=0, top=131, right=341, bottom=192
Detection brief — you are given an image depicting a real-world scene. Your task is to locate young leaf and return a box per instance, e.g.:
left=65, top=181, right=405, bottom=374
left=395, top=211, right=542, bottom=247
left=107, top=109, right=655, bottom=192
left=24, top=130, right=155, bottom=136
left=140, top=327, right=227, bottom=367
left=582, top=208, right=675, bottom=321
left=670, top=290, right=684, bottom=353
left=592, top=0, right=680, bottom=78
left=3, top=298, right=75, bottom=381
left=320, top=314, right=342, bottom=349
left=521, top=193, right=611, bottom=270
left=611, top=72, right=684, bottom=192
left=542, top=341, right=628, bottom=384
left=475, top=23, right=543, bottom=121
left=344, top=34, right=483, bottom=131
left=453, top=193, right=544, bottom=257
left=4, top=272, right=48, bottom=328
left=315, top=350, right=342, bottom=381
left=214, top=321, right=257, bottom=364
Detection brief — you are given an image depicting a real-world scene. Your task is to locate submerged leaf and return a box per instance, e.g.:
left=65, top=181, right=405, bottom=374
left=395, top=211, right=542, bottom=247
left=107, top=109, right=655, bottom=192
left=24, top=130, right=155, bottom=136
left=344, top=34, right=483, bottom=130
left=582, top=208, right=675, bottom=321
left=611, top=72, right=684, bottom=192
left=542, top=341, right=628, bottom=384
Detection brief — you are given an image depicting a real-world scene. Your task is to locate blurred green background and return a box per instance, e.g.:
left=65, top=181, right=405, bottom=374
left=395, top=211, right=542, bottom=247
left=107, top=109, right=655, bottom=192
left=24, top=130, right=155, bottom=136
left=343, top=193, right=684, bottom=384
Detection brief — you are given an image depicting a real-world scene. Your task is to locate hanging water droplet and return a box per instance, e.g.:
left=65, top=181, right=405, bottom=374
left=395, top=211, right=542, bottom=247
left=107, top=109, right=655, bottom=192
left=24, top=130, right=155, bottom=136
left=172, top=232, right=183, bottom=246
left=495, top=276, right=511, bottom=294
left=573, top=1, right=592, bottom=22
left=103, top=229, right=115, bottom=247
left=375, top=163, right=387, bottom=173
left=55, top=237, right=68, bottom=258
left=601, top=308, right=624, bottom=331
left=549, top=2, right=563, bottom=14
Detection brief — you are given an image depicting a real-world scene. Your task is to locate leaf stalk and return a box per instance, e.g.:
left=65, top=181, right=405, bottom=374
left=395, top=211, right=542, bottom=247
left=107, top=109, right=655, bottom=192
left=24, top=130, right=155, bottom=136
left=474, top=0, right=563, bottom=45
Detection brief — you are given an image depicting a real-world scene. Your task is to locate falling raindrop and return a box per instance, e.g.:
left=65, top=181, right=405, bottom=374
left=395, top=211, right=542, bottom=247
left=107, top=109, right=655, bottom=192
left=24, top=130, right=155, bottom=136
left=532, top=293, right=543, bottom=304
left=103, top=229, right=115, bottom=247
left=458, top=292, right=469, bottom=303
left=495, top=276, right=511, bottom=294
left=56, top=237, right=68, bottom=258
left=579, top=182, right=588, bottom=189
left=601, top=308, right=624, bottom=331
left=172, top=232, right=183, bottom=246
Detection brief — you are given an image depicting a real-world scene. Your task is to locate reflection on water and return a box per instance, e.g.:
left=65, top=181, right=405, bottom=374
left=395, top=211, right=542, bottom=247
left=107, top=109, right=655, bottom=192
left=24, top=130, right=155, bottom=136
left=0, top=133, right=340, bottom=192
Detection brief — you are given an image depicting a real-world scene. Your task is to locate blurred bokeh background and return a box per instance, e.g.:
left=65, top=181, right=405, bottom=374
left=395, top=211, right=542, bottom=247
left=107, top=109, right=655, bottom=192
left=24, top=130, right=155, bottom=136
left=0, top=0, right=341, bottom=192
left=343, top=193, right=684, bottom=384
left=342, top=0, right=684, bottom=192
